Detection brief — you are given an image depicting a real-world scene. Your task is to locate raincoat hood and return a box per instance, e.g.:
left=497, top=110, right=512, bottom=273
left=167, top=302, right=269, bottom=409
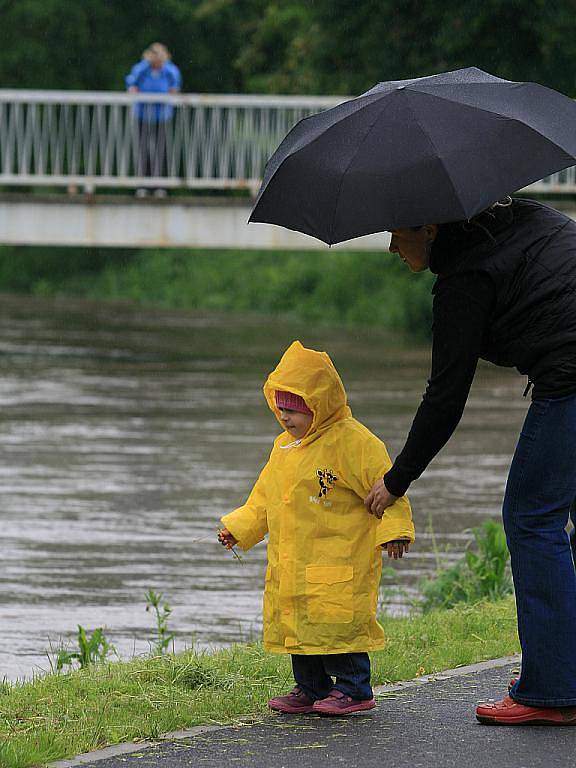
left=264, top=341, right=352, bottom=442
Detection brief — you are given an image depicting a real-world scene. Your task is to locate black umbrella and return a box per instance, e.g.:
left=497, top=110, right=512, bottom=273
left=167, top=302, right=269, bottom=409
left=249, top=67, right=576, bottom=245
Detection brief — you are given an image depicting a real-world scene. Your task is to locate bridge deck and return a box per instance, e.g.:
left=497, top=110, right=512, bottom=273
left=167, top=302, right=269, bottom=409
left=0, top=193, right=391, bottom=250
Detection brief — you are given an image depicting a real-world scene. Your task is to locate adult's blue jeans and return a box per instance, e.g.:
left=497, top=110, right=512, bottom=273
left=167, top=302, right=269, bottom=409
left=570, top=499, right=576, bottom=560
left=504, top=394, right=576, bottom=707
left=291, top=652, right=372, bottom=701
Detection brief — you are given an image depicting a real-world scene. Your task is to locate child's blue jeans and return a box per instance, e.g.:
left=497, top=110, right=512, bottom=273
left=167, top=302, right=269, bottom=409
left=291, top=652, right=373, bottom=701
left=504, top=394, right=576, bottom=707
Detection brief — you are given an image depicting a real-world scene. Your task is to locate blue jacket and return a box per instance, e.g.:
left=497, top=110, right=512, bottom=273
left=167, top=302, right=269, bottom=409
left=125, top=60, right=182, bottom=122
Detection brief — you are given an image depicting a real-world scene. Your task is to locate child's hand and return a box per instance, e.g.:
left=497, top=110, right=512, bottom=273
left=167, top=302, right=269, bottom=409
left=382, top=539, right=411, bottom=559
left=218, top=527, right=238, bottom=549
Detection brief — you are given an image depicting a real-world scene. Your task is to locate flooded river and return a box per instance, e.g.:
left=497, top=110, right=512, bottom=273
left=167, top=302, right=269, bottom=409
left=0, top=294, right=527, bottom=680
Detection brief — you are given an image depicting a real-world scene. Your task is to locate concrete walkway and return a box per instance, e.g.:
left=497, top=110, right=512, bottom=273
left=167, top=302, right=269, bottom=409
left=55, top=658, right=575, bottom=768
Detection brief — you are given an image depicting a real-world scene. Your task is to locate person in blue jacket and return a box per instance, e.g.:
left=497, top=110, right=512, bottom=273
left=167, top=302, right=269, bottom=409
left=125, top=43, right=182, bottom=196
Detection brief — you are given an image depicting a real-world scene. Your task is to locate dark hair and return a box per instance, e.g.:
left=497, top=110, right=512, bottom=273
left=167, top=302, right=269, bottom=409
left=409, top=197, right=513, bottom=240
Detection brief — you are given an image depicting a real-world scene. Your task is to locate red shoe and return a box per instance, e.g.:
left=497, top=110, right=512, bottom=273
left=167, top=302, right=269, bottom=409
left=312, top=688, right=376, bottom=716
left=268, top=687, right=315, bottom=714
left=476, top=696, right=576, bottom=725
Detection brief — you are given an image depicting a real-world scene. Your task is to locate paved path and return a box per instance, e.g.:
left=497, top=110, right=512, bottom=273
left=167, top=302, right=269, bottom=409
left=60, top=660, right=575, bottom=768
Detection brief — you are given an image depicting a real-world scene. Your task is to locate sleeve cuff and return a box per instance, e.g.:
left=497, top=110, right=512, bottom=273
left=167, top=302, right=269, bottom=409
left=376, top=525, right=415, bottom=546
left=384, top=466, right=411, bottom=497
left=221, top=509, right=265, bottom=551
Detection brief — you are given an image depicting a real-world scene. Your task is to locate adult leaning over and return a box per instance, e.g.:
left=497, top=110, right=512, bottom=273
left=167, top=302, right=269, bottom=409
left=366, top=196, right=576, bottom=726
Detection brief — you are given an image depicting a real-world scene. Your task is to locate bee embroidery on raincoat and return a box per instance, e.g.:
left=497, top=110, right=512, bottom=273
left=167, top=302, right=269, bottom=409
left=317, top=468, right=338, bottom=497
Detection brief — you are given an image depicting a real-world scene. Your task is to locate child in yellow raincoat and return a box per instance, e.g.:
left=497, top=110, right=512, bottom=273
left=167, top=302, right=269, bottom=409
left=218, top=341, right=414, bottom=716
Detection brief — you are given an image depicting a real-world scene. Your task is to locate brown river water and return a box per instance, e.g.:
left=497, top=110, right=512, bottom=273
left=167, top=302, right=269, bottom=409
left=0, top=294, right=528, bottom=681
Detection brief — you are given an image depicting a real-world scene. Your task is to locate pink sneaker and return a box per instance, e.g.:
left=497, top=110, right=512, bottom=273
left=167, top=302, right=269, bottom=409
left=312, top=688, right=376, bottom=716
left=268, top=686, right=315, bottom=714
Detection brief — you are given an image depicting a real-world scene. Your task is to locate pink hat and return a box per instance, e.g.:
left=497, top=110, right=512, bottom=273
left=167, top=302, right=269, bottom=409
left=275, top=390, right=313, bottom=415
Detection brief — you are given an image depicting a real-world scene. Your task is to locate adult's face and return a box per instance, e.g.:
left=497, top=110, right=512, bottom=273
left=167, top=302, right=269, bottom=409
left=388, top=225, right=438, bottom=272
left=150, top=53, right=164, bottom=69
left=149, top=45, right=169, bottom=69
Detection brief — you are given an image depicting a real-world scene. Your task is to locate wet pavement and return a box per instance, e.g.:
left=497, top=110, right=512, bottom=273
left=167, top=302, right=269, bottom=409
left=68, top=661, right=574, bottom=768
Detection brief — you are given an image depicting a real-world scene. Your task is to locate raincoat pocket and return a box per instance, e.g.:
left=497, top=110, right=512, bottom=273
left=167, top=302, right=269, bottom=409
left=305, top=564, right=354, bottom=624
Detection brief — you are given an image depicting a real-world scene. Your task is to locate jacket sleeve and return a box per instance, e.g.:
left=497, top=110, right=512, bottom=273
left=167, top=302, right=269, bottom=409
left=384, top=272, right=495, bottom=497
left=221, top=460, right=271, bottom=551
left=341, top=429, right=415, bottom=545
left=375, top=494, right=414, bottom=547
left=125, top=61, right=147, bottom=88
left=167, top=62, right=182, bottom=90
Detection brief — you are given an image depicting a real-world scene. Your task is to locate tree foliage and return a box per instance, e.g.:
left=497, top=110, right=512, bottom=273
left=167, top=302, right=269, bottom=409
left=0, top=0, right=575, bottom=95
left=0, top=0, right=244, bottom=91
left=238, top=0, right=576, bottom=96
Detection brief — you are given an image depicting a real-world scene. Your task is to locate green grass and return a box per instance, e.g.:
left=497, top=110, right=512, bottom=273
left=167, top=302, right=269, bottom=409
left=421, top=520, right=513, bottom=612
left=0, top=598, right=518, bottom=768
left=0, top=247, right=434, bottom=338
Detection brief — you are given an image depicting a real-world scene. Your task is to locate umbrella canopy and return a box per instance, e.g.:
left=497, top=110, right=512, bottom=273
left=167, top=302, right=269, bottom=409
left=249, top=67, right=576, bottom=245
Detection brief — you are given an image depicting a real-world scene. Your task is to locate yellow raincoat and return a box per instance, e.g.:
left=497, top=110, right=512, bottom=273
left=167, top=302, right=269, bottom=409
left=221, top=341, right=414, bottom=655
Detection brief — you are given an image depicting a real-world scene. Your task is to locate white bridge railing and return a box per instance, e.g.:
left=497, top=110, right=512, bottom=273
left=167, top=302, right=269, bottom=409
left=0, top=90, right=342, bottom=193
left=0, top=89, right=574, bottom=194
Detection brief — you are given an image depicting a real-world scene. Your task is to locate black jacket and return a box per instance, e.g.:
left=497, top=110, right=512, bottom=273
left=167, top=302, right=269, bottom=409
left=384, top=199, right=576, bottom=497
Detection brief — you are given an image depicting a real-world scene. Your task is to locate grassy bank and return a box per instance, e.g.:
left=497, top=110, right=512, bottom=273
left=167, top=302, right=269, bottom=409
left=0, top=247, right=434, bottom=338
left=0, top=598, right=519, bottom=768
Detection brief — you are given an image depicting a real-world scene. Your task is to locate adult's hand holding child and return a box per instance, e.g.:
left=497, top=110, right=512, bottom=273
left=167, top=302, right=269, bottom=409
left=365, top=477, right=398, bottom=518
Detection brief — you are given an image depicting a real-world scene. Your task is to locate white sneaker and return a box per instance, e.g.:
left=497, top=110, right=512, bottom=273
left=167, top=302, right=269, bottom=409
left=135, top=188, right=149, bottom=198
left=153, top=188, right=168, bottom=198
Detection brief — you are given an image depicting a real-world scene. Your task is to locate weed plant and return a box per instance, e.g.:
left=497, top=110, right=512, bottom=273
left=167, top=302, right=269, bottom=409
left=420, top=520, right=513, bottom=612
left=54, top=626, right=114, bottom=672
left=145, top=590, right=175, bottom=656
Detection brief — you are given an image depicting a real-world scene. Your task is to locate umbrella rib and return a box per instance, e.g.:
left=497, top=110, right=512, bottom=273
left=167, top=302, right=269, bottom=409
left=251, top=91, right=385, bottom=216
left=402, top=90, right=468, bottom=222
left=328, top=98, right=391, bottom=244
left=407, top=87, right=576, bottom=159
